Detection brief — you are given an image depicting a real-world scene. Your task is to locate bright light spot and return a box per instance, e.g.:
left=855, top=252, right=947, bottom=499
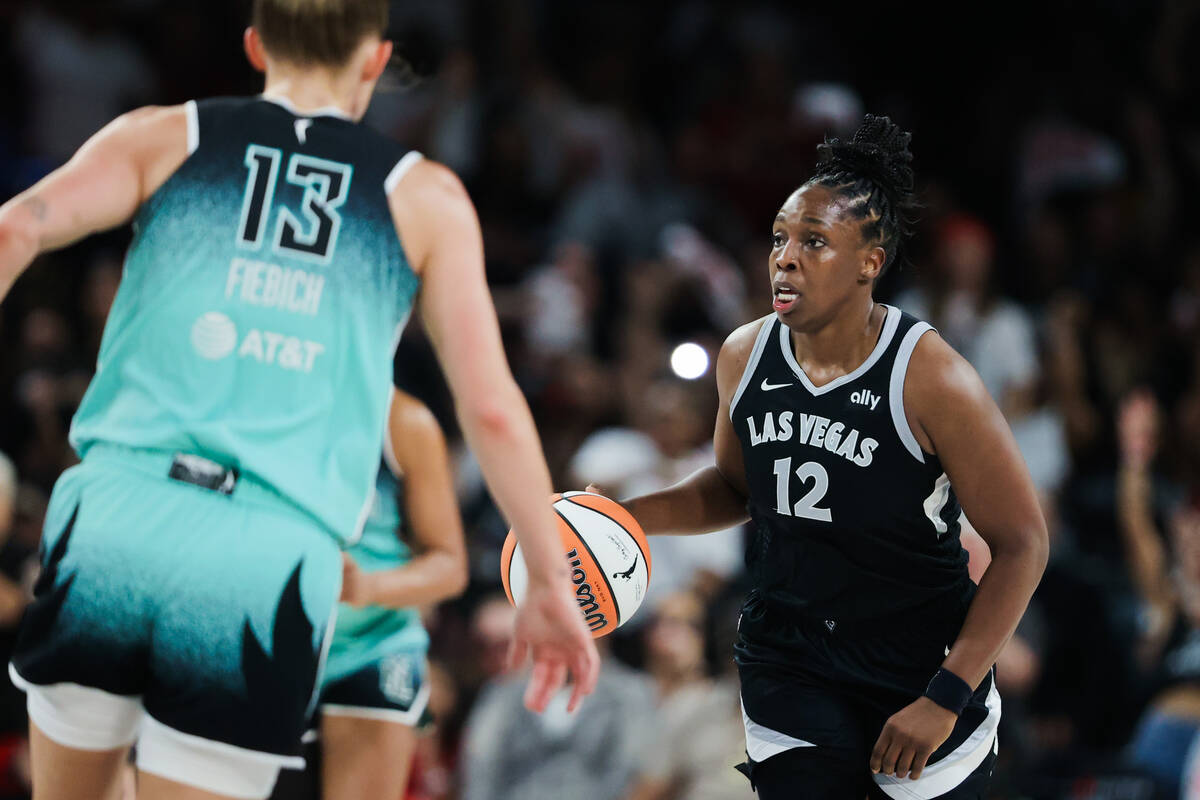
left=670, top=342, right=709, bottom=380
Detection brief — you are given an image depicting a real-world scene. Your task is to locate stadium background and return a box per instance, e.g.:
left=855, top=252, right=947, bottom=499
left=2, top=1, right=1199, bottom=798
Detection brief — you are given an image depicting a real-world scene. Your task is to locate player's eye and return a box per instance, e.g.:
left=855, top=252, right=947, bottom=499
left=772, top=232, right=785, bottom=248
left=807, top=236, right=825, bottom=248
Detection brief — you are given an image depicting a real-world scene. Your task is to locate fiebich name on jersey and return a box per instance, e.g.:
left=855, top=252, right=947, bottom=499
left=745, top=410, right=878, bottom=467
left=225, top=257, right=324, bottom=316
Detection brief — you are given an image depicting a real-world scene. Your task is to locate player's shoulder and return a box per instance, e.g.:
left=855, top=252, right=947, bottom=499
left=390, top=388, right=440, bottom=434
left=106, top=103, right=188, bottom=137
left=386, top=156, right=467, bottom=202
left=906, top=327, right=990, bottom=410
left=721, top=315, right=773, bottom=358
left=716, top=315, right=773, bottom=393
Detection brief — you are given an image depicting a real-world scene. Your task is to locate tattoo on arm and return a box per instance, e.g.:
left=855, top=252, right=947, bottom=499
left=21, top=196, right=48, bottom=222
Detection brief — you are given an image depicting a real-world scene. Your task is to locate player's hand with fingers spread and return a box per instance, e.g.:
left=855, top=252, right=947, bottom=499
left=869, top=697, right=957, bottom=781
left=508, top=570, right=600, bottom=714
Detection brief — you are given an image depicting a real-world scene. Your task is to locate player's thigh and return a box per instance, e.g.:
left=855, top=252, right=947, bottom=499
left=319, top=653, right=429, bottom=799
left=320, top=715, right=417, bottom=800
left=28, top=723, right=128, bottom=800
left=138, top=770, right=261, bottom=800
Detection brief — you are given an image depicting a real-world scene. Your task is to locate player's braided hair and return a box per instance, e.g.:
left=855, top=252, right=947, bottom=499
left=808, top=114, right=918, bottom=277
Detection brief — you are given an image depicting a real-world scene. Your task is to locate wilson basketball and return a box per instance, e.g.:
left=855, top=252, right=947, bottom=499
left=500, top=491, right=652, bottom=638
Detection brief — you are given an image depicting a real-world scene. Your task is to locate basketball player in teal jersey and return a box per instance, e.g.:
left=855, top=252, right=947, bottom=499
left=0, top=2, right=598, bottom=798
left=317, top=388, right=465, bottom=800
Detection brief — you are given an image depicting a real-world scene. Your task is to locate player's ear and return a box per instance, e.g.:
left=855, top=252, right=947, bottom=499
left=244, top=27, right=268, bottom=73
left=362, top=40, right=393, bottom=83
left=859, top=246, right=885, bottom=284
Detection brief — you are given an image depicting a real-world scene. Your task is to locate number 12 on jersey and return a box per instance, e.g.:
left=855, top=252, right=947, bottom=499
left=237, top=144, right=352, bottom=265
left=773, top=457, right=832, bottom=522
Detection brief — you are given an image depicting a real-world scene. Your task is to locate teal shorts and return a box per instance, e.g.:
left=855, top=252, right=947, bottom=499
left=320, top=648, right=432, bottom=729
left=10, top=445, right=342, bottom=762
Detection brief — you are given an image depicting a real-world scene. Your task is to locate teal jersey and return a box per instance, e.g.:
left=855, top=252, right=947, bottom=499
left=70, top=97, right=421, bottom=543
left=325, top=465, right=429, bottom=685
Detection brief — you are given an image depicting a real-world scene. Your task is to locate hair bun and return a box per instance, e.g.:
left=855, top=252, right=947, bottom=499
left=815, top=114, right=914, bottom=198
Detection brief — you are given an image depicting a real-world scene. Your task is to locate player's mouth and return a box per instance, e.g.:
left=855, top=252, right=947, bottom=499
left=773, top=284, right=800, bottom=312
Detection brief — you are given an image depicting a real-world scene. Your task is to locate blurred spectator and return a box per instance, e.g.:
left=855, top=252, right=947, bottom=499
left=1117, top=390, right=1200, bottom=799
left=14, top=2, right=156, bottom=164
left=460, top=642, right=655, bottom=800
left=628, top=592, right=749, bottom=800
left=0, top=452, right=31, bottom=799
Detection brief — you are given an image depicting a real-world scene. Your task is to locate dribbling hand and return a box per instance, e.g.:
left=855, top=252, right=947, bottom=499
left=508, top=572, right=600, bottom=714
left=869, top=696, right=957, bottom=781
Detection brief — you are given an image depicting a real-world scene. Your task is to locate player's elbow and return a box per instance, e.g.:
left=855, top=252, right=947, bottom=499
left=446, top=553, right=469, bottom=597
left=998, top=518, right=1050, bottom=579
left=0, top=211, right=40, bottom=267
left=460, top=390, right=522, bottom=441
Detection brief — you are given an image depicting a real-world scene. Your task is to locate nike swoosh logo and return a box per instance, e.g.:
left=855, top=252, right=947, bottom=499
left=761, top=378, right=791, bottom=391
left=294, top=119, right=313, bottom=144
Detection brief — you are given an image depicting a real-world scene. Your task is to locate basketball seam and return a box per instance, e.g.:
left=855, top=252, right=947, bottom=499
left=555, top=504, right=623, bottom=626
left=563, top=495, right=650, bottom=576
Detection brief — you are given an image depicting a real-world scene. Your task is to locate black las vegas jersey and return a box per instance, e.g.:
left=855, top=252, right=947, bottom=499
left=731, top=305, right=971, bottom=625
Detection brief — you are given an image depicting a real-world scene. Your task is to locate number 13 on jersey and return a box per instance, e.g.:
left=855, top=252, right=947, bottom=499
left=773, top=457, right=833, bottom=522
left=237, top=144, right=353, bottom=265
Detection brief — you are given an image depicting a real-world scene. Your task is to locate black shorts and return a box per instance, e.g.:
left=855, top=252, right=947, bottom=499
left=735, top=592, right=998, bottom=799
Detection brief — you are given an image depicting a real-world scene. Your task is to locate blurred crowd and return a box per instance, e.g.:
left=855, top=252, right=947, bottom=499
left=3, top=1, right=1200, bottom=798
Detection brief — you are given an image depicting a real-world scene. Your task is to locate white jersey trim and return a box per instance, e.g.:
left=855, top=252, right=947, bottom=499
left=741, top=701, right=816, bottom=762
left=184, top=100, right=199, bottom=155
left=381, top=390, right=403, bottom=479
left=923, top=472, right=953, bottom=537
left=779, top=304, right=901, bottom=396
left=729, top=317, right=777, bottom=421
left=306, top=603, right=338, bottom=718
left=322, top=681, right=432, bottom=728
left=348, top=314, right=413, bottom=547
left=384, top=151, right=425, bottom=195
left=259, top=93, right=352, bottom=121
left=889, top=322, right=934, bottom=464
left=874, top=671, right=1000, bottom=799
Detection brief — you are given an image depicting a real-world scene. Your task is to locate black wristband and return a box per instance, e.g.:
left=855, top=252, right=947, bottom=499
left=923, top=668, right=972, bottom=715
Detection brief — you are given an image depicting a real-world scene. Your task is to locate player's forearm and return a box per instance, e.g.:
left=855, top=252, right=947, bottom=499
left=457, top=386, right=567, bottom=581
left=0, top=200, right=42, bottom=303
left=364, top=550, right=467, bottom=609
left=624, top=466, right=749, bottom=536
left=941, top=532, right=1047, bottom=690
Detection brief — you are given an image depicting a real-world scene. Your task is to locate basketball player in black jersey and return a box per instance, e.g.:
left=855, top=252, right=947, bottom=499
left=599, top=116, right=1047, bottom=798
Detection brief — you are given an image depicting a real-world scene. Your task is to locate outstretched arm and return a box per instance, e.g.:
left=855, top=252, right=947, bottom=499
left=340, top=389, right=468, bottom=608
left=0, top=105, right=189, bottom=302
left=389, top=160, right=598, bottom=712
